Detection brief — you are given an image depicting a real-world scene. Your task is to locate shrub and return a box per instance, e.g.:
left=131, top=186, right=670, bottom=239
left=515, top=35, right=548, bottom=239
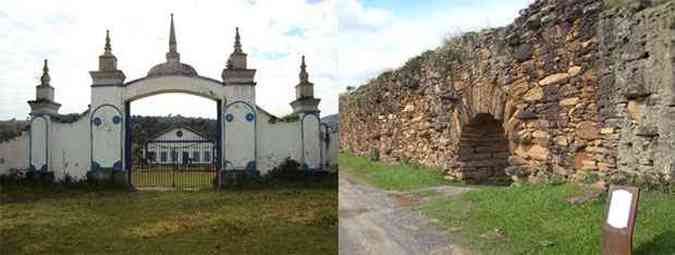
left=217, top=170, right=265, bottom=188
left=266, top=157, right=304, bottom=181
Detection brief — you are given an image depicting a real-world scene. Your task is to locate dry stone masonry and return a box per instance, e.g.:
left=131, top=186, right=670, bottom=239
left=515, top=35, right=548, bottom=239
left=340, top=0, right=675, bottom=185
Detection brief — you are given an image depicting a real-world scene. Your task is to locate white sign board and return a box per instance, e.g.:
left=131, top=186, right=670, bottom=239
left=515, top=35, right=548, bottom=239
left=606, top=189, right=632, bottom=229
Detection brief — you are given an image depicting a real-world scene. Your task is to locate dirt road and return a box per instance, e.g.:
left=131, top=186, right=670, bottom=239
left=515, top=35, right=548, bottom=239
left=338, top=173, right=467, bottom=255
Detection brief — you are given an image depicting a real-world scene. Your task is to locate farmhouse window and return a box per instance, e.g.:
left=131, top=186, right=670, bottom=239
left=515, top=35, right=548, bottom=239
left=160, top=151, right=167, bottom=162
left=182, top=152, right=189, bottom=163
left=193, top=151, right=200, bottom=162
left=171, top=151, right=178, bottom=162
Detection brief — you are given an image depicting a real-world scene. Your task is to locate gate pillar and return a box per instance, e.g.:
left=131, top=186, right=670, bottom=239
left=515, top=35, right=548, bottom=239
left=221, top=28, right=257, bottom=173
left=88, top=30, right=127, bottom=182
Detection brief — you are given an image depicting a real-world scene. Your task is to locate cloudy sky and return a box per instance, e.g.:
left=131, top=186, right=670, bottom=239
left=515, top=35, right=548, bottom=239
left=0, top=0, right=532, bottom=120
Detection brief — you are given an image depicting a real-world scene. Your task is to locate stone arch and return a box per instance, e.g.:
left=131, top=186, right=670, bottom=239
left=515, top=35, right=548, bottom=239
left=454, top=113, right=510, bottom=182
left=121, top=75, right=226, bottom=172
left=124, top=75, right=225, bottom=102
left=459, top=83, right=507, bottom=122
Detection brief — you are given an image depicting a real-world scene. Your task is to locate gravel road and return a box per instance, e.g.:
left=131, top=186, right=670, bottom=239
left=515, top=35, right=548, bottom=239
left=338, top=173, right=469, bottom=255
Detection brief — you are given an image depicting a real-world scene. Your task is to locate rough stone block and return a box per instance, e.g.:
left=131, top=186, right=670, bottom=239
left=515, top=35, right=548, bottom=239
left=560, top=97, right=579, bottom=107
left=539, top=73, right=570, bottom=86
left=524, top=86, right=544, bottom=101
left=576, top=121, right=599, bottom=140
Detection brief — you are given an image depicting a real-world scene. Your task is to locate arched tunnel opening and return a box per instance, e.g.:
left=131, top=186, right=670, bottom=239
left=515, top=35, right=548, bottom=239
left=456, top=113, right=510, bottom=183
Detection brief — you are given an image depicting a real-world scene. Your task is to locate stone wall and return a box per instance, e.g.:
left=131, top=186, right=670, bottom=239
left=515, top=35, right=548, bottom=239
left=340, top=0, right=675, bottom=184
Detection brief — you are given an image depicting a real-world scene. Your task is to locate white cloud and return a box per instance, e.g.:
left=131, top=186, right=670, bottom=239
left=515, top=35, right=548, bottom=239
left=0, top=0, right=531, bottom=120
left=0, top=0, right=338, bottom=119
left=334, top=0, right=533, bottom=91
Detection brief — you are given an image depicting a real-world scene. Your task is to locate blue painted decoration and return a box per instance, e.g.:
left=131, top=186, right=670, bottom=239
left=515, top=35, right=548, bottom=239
left=93, top=117, right=102, bottom=126
left=245, top=161, right=258, bottom=177
left=246, top=113, right=255, bottom=122
left=225, top=114, right=234, bottom=122
left=90, top=161, right=101, bottom=172
left=112, top=160, right=123, bottom=171
left=112, top=116, right=121, bottom=124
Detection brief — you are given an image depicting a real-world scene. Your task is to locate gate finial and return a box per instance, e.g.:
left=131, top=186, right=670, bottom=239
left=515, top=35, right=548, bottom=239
left=299, top=55, right=308, bottom=83
left=40, top=59, right=50, bottom=86
left=166, top=13, right=180, bottom=62
left=233, top=27, right=243, bottom=54
left=104, top=29, right=112, bottom=54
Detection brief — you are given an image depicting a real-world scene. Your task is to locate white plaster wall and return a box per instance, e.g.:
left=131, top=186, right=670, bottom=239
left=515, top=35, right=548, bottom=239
left=50, top=116, right=90, bottom=180
left=30, top=116, right=48, bottom=170
left=320, top=125, right=328, bottom=168
left=91, top=105, right=123, bottom=168
left=91, top=86, right=124, bottom=112
left=224, top=102, right=256, bottom=170
left=125, top=76, right=225, bottom=102
left=319, top=125, right=339, bottom=170
left=256, top=112, right=302, bottom=174
left=302, top=114, right=321, bottom=169
left=326, top=131, right=339, bottom=170
left=224, top=85, right=255, bottom=104
left=37, top=86, right=55, bottom=101
left=0, top=133, right=29, bottom=175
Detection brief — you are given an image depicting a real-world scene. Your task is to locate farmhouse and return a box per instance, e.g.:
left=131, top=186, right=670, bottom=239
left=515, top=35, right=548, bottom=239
left=142, top=127, right=215, bottom=166
left=0, top=14, right=336, bottom=185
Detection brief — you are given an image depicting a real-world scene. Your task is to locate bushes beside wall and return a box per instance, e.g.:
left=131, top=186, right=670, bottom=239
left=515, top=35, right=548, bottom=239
left=0, top=168, right=128, bottom=190
left=217, top=157, right=337, bottom=188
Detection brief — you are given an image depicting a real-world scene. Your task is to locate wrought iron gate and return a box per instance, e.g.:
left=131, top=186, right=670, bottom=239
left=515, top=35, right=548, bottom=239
left=131, top=138, right=217, bottom=190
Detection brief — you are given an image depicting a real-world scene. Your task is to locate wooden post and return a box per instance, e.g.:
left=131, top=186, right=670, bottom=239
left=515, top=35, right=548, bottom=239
left=603, top=185, right=640, bottom=255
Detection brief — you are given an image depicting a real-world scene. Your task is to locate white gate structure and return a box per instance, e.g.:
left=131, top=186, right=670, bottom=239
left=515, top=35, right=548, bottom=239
left=0, top=15, right=334, bottom=185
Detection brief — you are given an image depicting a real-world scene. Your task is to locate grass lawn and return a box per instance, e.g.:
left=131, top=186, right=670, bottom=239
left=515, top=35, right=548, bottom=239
left=338, top=151, right=460, bottom=190
left=339, top=152, right=675, bottom=255
left=421, top=185, right=675, bottom=255
left=0, top=177, right=337, bottom=255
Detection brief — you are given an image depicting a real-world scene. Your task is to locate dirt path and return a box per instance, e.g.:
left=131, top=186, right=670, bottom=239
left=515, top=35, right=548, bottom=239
left=338, top=173, right=470, bottom=255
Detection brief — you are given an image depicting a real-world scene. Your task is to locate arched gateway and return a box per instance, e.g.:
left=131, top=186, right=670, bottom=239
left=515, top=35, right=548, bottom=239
left=23, top=15, right=328, bottom=188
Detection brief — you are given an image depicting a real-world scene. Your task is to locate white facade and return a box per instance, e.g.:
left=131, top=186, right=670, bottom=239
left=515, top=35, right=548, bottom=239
left=0, top=16, right=337, bottom=181
left=143, top=127, right=215, bottom=165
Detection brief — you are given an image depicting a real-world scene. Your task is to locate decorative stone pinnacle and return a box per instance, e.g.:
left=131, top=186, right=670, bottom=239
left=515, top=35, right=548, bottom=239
left=167, top=13, right=180, bottom=61
left=104, top=29, right=111, bottom=54
left=233, top=27, right=243, bottom=54
left=299, top=55, right=309, bottom=82
left=40, top=59, right=50, bottom=85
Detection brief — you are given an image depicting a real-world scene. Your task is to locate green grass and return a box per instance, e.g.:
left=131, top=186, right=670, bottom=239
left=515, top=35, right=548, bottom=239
left=421, top=185, right=675, bottom=254
left=338, top=152, right=459, bottom=190
left=341, top=152, right=675, bottom=254
left=0, top=178, right=337, bottom=255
